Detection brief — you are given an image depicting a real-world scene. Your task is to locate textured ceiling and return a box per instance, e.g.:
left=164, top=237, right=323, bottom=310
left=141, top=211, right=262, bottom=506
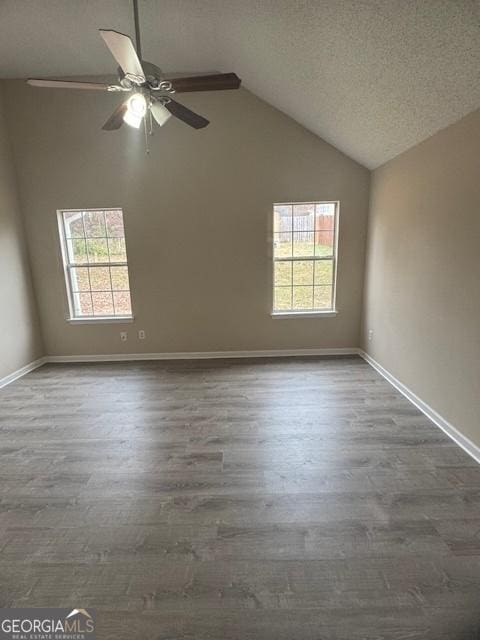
left=1, top=0, right=479, bottom=168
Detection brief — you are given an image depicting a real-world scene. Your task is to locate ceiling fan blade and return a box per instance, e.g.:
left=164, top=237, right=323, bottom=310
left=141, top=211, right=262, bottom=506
left=99, top=30, right=145, bottom=82
left=28, top=79, right=111, bottom=90
left=164, top=99, right=209, bottom=129
left=102, top=100, right=128, bottom=130
left=168, top=73, right=241, bottom=93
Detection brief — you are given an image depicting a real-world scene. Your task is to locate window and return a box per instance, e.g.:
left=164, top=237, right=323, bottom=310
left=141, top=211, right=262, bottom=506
left=58, top=208, right=132, bottom=320
left=273, top=201, right=338, bottom=314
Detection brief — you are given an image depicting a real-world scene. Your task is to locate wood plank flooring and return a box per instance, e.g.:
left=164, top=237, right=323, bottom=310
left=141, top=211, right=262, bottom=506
left=1, top=356, right=480, bottom=639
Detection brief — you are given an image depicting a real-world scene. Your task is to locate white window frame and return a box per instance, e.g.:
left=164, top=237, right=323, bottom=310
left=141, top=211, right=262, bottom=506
left=57, top=208, right=133, bottom=323
left=271, top=200, right=339, bottom=318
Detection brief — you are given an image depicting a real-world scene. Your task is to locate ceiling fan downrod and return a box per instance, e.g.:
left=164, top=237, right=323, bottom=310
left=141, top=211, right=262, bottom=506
left=132, top=0, right=142, bottom=60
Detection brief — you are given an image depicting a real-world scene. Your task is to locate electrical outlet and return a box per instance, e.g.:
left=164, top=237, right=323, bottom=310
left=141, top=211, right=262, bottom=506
left=368, top=329, right=374, bottom=341
left=138, top=330, right=146, bottom=340
left=120, top=331, right=128, bottom=342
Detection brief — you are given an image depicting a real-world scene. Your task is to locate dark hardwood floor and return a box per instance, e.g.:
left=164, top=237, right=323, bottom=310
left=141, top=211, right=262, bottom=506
left=1, top=356, right=480, bottom=639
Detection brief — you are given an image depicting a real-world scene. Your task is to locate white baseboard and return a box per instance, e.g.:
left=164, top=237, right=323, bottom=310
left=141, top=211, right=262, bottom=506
left=47, top=347, right=360, bottom=363
left=0, top=357, right=47, bottom=390
left=359, top=349, right=480, bottom=465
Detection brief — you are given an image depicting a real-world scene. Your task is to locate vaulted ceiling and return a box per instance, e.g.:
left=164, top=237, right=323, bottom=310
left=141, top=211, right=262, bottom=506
left=1, top=0, right=479, bottom=168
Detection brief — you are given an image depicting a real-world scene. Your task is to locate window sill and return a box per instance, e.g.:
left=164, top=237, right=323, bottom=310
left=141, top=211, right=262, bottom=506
left=67, top=316, right=134, bottom=325
left=271, top=310, right=338, bottom=319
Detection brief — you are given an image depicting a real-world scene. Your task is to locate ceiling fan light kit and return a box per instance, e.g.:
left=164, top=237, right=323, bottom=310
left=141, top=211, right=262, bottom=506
left=150, top=101, right=172, bottom=127
left=26, top=0, right=241, bottom=148
left=123, top=93, right=147, bottom=128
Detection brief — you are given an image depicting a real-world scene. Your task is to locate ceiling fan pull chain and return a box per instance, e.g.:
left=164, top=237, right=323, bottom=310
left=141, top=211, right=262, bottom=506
left=143, top=115, right=150, bottom=154
left=148, top=108, right=153, bottom=136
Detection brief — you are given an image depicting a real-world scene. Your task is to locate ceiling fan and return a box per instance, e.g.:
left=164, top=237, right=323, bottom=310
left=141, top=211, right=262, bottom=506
left=27, top=0, right=241, bottom=133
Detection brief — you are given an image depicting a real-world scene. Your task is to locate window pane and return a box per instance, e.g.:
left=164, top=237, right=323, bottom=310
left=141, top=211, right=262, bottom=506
left=315, top=231, right=334, bottom=257
left=92, top=291, right=114, bottom=316
left=274, top=262, right=291, bottom=287
left=73, top=292, right=93, bottom=316
left=314, top=285, right=332, bottom=309
left=89, top=266, right=111, bottom=291
left=293, top=286, right=313, bottom=310
left=111, top=266, right=130, bottom=290
left=105, top=210, right=125, bottom=238
left=108, top=238, right=127, bottom=262
left=86, top=238, right=109, bottom=262
left=63, top=212, right=84, bottom=238
left=67, top=238, right=88, bottom=264
left=113, top=291, right=132, bottom=315
left=293, top=203, right=314, bottom=231
left=274, top=287, right=291, bottom=311
left=83, top=210, right=106, bottom=238
left=274, top=232, right=292, bottom=258
left=273, top=205, right=292, bottom=233
left=70, top=267, right=90, bottom=292
left=293, top=231, right=314, bottom=257
left=315, top=203, right=336, bottom=231
left=293, top=261, right=314, bottom=286
left=314, top=260, right=333, bottom=285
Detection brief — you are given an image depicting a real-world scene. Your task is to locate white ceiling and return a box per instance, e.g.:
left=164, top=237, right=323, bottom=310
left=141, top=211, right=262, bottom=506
left=1, top=0, right=479, bottom=168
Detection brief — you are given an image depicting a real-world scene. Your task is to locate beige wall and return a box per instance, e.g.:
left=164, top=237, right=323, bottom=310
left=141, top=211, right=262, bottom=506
left=0, top=84, right=43, bottom=378
left=3, top=80, right=369, bottom=356
left=362, top=109, right=480, bottom=446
